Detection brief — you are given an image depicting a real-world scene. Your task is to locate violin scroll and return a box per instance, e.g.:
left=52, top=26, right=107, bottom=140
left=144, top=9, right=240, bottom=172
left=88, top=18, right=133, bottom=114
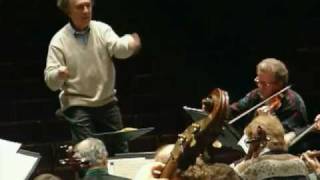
left=202, top=96, right=214, bottom=113
left=245, top=126, right=269, bottom=160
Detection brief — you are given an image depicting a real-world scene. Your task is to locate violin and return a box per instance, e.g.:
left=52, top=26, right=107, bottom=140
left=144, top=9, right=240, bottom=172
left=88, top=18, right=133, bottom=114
left=256, top=94, right=283, bottom=116
left=229, top=85, right=291, bottom=125
left=268, top=95, right=282, bottom=111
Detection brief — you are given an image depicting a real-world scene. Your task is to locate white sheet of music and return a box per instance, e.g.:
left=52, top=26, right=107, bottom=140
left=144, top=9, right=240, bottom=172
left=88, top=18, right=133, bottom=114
left=0, top=139, right=21, bottom=154
left=238, top=134, right=249, bottom=154
left=0, top=139, right=40, bottom=180
left=108, top=157, right=154, bottom=179
left=237, top=135, right=270, bottom=155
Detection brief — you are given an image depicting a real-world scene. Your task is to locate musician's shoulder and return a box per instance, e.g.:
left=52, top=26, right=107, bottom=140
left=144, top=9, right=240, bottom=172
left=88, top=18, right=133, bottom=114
left=239, top=154, right=308, bottom=179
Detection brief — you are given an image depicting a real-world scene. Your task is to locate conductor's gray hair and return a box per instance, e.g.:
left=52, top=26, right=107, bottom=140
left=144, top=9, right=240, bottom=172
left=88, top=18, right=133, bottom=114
left=56, top=0, right=95, bottom=14
left=56, top=0, right=69, bottom=14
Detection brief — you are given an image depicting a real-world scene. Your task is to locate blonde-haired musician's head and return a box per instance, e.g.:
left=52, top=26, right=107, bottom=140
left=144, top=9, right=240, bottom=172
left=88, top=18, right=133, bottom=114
left=244, top=114, right=288, bottom=152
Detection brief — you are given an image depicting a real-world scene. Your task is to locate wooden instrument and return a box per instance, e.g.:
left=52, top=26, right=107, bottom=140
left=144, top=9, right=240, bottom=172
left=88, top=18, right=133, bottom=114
left=229, top=85, right=291, bottom=125
left=160, top=88, right=229, bottom=178
left=268, top=95, right=282, bottom=111
left=245, top=126, right=269, bottom=160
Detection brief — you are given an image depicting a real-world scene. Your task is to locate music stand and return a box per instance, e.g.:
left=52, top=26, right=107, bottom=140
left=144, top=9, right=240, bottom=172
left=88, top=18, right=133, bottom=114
left=183, top=106, right=207, bottom=121
left=92, top=127, right=154, bottom=142
left=218, top=124, right=243, bottom=151
left=92, top=127, right=154, bottom=155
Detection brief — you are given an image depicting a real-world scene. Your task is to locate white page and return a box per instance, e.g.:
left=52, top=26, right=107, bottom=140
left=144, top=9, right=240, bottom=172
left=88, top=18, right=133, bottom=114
left=238, top=134, right=249, bottom=154
left=108, top=157, right=154, bottom=179
left=0, top=139, right=21, bottom=155
left=0, top=139, right=40, bottom=180
left=237, top=134, right=270, bottom=156
left=0, top=152, right=39, bottom=180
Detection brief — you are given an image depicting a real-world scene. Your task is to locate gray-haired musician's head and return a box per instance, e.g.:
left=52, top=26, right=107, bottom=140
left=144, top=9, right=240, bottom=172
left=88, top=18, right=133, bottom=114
left=73, top=137, right=108, bottom=167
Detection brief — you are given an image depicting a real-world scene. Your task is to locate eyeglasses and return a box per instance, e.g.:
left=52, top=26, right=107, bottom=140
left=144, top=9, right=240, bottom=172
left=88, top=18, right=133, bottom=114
left=254, top=77, right=276, bottom=87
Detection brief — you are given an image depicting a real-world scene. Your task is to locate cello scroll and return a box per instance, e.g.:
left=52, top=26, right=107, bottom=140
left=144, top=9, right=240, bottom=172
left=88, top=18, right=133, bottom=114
left=160, top=88, right=229, bottom=178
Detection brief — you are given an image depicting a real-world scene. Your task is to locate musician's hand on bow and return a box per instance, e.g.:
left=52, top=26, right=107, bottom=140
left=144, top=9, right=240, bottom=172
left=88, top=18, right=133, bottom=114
left=301, top=150, right=320, bottom=174
left=284, top=131, right=296, bottom=145
left=256, top=105, right=272, bottom=115
left=314, top=114, right=320, bottom=131
left=129, top=33, right=141, bottom=54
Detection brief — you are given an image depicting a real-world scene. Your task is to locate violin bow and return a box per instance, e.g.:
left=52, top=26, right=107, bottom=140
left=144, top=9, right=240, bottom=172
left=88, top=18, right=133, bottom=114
left=228, top=85, right=292, bottom=125
left=289, top=123, right=315, bottom=147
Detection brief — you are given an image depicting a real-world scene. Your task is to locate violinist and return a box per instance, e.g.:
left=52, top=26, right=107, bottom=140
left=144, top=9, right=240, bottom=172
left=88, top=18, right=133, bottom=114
left=229, top=58, right=309, bottom=145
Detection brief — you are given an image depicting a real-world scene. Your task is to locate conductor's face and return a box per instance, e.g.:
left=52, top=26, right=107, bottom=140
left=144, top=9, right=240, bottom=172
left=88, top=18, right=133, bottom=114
left=68, top=0, right=92, bottom=31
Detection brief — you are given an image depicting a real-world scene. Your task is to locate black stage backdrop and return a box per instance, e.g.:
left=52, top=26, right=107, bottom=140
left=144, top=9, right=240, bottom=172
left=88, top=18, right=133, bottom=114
left=0, top=0, right=319, bottom=141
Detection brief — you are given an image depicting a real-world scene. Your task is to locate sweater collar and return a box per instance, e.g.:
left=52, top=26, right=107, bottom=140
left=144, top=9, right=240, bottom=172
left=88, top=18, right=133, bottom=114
left=68, top=22, right=91, bottom=37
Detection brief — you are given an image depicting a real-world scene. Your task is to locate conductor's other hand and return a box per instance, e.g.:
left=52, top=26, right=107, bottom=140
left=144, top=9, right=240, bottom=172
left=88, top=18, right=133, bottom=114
left=129, top=33, right=141, bottom=53
left=58, top=66, right=69, bottom=80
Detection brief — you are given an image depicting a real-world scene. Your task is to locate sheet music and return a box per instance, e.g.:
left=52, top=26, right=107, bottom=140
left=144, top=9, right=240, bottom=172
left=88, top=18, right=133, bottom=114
left=0, top=139, right=21, bottom=154
left=0, top=139, right=40, bottom=180
left=108, top=157, right=154, bottom=179
left=237, top=135, right=270, bottom=155
left=238, top=134, right=249, bottom=154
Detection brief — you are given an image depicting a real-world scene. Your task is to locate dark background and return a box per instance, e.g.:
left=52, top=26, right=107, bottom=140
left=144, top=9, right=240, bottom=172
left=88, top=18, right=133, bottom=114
left=0, top=0, right=320, bottom=177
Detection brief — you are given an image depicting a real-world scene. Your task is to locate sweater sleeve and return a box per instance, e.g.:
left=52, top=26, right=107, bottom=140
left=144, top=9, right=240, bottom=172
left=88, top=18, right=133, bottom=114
left=277, top=91, right=309, bottom=134
left=230, top=90, right=260, bottom=118
left=103, top=25, right=135, bottom=59
left=44, top=44, right=65, bottom=91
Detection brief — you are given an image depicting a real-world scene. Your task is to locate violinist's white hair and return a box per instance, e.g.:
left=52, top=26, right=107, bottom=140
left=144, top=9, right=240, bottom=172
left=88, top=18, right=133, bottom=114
left=74, top=137, right=108, bottom=166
